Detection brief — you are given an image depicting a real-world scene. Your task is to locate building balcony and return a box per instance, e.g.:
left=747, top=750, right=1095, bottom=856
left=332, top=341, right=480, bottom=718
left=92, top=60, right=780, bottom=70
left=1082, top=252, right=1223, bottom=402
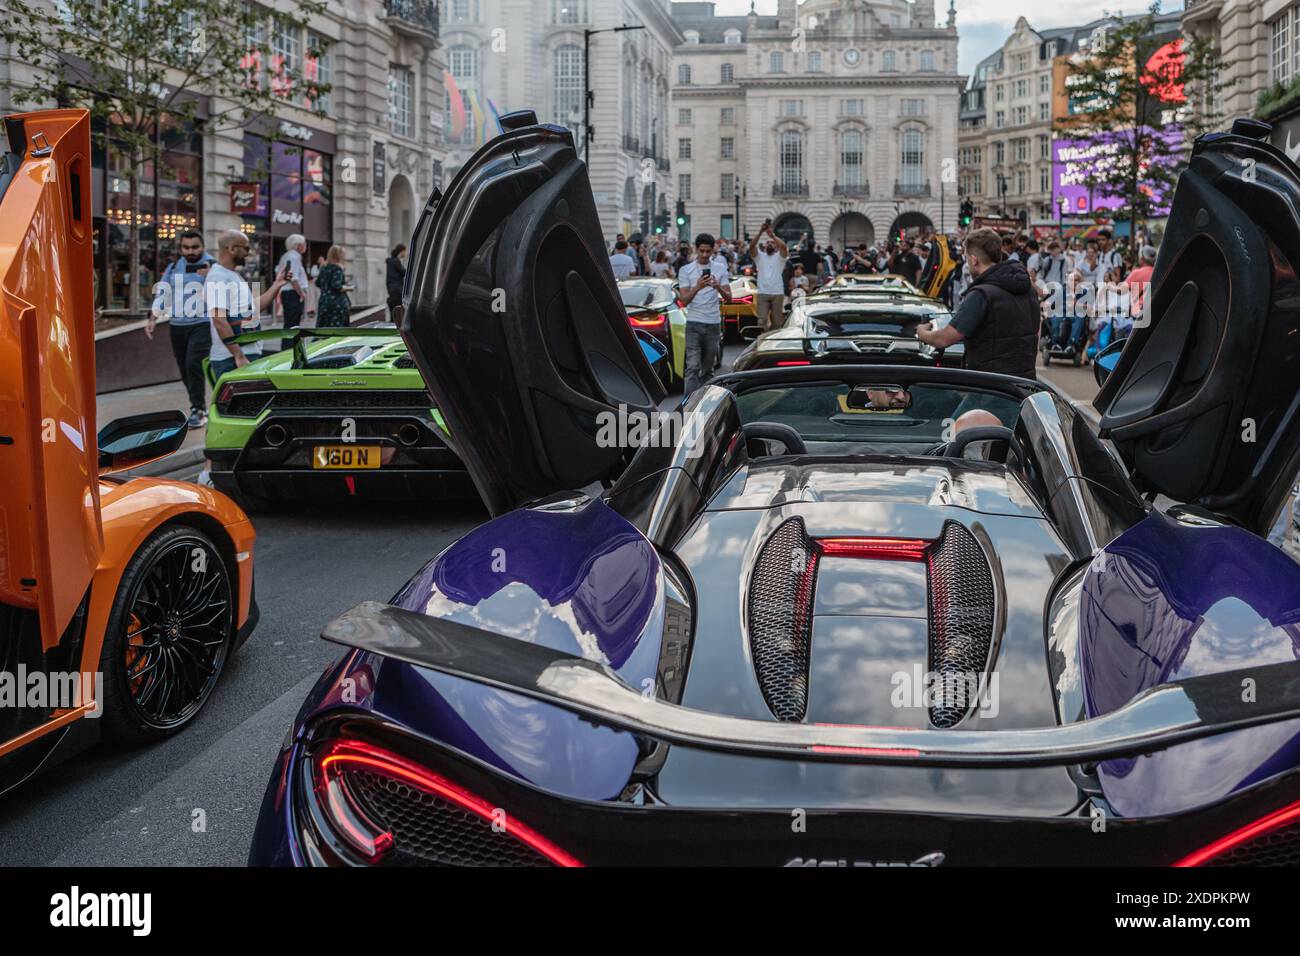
left=384, top=0, right=439, bottom=41
left=772, top=181, right=810, bottom=197
left=894, top=180, right=931, bottom=198
left=833, top=182, right=870, bottom=198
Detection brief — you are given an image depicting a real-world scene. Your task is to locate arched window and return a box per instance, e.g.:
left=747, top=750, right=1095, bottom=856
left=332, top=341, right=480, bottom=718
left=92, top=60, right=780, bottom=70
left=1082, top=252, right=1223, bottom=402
left=882, top=50, right=896, bottom=71
left=721, top=62, right=734, bottom=83
left=840, top=129, right=865, bottom=190
left=779, top=129, right=803, bottom=192
left=684, top=30, right=700, bottom=44
left=769, top=50, right=785, bottom=73
left=553, top=45, right=585, bottom=143
left=901, top=128, right=925, bottom=188
left=445, top=45, right=479, bottom=146
left=551, top=0, right=586, bottom=24
left=678, top=63, right=692, bottom=85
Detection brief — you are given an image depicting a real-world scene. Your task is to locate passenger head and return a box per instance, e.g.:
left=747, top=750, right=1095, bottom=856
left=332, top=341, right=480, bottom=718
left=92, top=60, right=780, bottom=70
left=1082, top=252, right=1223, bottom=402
left=964, top=228, right=1003, bottom=279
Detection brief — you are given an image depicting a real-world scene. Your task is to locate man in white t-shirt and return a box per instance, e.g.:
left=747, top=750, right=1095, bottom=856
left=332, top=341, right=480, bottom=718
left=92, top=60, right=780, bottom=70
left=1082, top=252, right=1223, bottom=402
left=609, top=240, right=636, bottom=280
left=748, top=223, right=789, bottom=331
left=677, top=233, right=733, bottom=395
left=205, top=230, right=287, bottom=379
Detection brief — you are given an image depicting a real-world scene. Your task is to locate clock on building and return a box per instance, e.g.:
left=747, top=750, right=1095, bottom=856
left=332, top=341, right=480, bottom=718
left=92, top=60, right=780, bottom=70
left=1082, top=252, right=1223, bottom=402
left=843, top=48, right=862, bottom=68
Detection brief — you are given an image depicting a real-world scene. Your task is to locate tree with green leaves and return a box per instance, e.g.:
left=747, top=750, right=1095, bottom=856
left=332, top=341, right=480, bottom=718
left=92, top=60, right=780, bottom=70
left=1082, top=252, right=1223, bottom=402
left=0, top=0, right=329, bottom=312
left=1055, top=3, right=1233, bottom=248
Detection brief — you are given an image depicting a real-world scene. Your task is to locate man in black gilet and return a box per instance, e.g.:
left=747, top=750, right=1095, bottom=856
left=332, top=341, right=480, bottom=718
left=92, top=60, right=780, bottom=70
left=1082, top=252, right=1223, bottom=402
left=917, top=227, right=1040, bottom=380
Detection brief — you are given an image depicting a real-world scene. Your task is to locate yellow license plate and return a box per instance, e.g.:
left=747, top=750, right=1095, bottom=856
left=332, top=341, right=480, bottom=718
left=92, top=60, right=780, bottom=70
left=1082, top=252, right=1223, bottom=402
left=312, top=445, right=382, bottom=470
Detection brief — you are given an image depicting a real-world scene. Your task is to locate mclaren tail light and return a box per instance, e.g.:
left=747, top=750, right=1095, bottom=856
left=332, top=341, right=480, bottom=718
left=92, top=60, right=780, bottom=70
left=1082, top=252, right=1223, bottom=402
left=307, top=739, right=582, bottom=867
left=1173, top=799, right=1300, bottom=867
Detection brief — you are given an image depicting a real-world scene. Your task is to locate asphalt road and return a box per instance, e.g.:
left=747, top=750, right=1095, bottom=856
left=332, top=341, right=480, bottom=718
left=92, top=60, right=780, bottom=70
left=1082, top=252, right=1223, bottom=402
left=4, top=341, right=1100, bottom=867
left=0, top=502, right=484, bottom=866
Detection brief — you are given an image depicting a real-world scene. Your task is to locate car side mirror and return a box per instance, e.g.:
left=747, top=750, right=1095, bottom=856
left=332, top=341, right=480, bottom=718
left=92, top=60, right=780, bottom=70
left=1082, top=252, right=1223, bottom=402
left=741, top=325, right=763, bottom=342
left=97, top=410, right=188, bottom=474
left=1094, top=337, right=1126, bottom=387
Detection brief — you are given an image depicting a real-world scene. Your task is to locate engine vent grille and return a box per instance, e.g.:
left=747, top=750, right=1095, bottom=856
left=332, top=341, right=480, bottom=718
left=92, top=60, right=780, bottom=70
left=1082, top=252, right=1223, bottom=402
left=926, top=522, right=996, bottom=729
left=748, top=517, right=819, bottom=722
left=1204, top=823, right=1300, bottom=867
left=344, top=768, right=553, bottom=867
left=270, top=390, right=433, bottom=410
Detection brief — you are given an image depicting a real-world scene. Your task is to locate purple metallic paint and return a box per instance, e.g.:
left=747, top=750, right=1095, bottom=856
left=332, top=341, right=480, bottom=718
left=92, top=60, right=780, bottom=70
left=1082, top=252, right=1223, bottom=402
left=325, top=498, right=665, bottom=802
left=1080, top=511, right=1300, bottom=817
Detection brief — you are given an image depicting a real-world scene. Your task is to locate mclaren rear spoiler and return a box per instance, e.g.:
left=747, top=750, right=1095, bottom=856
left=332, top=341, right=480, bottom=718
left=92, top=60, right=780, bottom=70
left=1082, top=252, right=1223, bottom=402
left=323, top=601, right=1300, bottom=770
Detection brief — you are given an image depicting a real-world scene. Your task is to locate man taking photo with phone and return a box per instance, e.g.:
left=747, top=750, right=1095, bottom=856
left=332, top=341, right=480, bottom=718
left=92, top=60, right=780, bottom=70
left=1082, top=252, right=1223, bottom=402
left=677, top=233, right=733, bottom=395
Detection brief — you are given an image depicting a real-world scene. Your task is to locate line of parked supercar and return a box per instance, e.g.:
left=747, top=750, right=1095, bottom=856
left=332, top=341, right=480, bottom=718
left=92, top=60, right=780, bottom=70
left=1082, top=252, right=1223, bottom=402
left=5, top=106, right=1300, bottom=868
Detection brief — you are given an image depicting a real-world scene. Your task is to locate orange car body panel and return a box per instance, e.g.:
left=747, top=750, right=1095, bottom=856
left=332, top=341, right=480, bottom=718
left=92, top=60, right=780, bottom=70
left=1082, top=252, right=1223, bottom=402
left=0, top=109, right=256, bottom=763
left=0, top=109, right=101, bottom=650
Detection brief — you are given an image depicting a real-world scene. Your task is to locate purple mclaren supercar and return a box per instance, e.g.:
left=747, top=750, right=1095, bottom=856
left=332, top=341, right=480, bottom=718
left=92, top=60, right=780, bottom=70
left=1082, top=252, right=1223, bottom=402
left=249, top=112, right=1300, bottom=867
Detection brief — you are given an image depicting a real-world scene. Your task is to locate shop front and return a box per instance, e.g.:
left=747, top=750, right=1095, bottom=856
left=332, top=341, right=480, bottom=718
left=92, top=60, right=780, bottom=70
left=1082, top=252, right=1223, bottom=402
left=237, top=119, right=336, bottom=289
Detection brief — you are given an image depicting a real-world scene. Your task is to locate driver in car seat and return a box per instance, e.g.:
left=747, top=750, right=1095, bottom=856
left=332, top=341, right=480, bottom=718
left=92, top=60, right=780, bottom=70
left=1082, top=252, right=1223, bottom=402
left=937, top=409, right=1010, bottom=460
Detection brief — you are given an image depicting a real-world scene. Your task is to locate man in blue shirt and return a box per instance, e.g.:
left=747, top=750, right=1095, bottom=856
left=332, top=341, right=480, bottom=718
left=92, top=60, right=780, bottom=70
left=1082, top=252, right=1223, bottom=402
left=148, top=229, right=214, bottom=428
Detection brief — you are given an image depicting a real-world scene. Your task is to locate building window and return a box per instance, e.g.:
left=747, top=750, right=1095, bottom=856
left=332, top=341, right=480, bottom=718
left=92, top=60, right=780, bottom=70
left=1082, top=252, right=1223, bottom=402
left=1039, top=135, right=1050, bottom=159
left=808, top=51, right=823, bottom=72
left=1014, top=138, right=1028, bottom=162
left=901, top=129, right=924, bottom=188
left=900, top=98, right=925, bottom=116
left=678, top=137, right=692, bottom=160
left=553, top=45, right=584, bottom=133
left=770, top=50, right=785, bottom=73
left=684, top=30, right=700, bottom=44
left=995, top=84, right=1004, bottom=102
left=551, top=0, right=587, bottom=24
left=882, top=50, right=896, bottom=71
left=779, top=129, right=803, bottom=190
left=304, top=32, right=331, bottom=112
left=270, top=16, right=301, bottom=98
left=919, top=50, right=935, bottom=71
left=721, top=172, right=735, bottom=198
left=841, top=98, right=864, bottom=116
left=780, top=99, right=803, bottom=117
left=720, top=214, right=735, bottom=238
left=679, top=173, right=692, bottom=200
left=721, top=62, right=734, bottom=83
left=678, top=63, right=692, bottom=85
left=1014, top=79, right=1027, bottom=97
left=724, top=28, right=742, bottom=45
left=995, top=141, right=1005, bottom=164
left=720, top=107, right=735, bottom=125
left=995, top=110, right=1005, bottom=128
left=447, top=0, right=480, bottom=23
left=840, top=128, right=864, bottom=189
left=1040, top=167, right=1052, bottom=192
left=721, top=136, right=735, bottom=159
left=1014, top=106, right=1028, bottom=125
left=1039, top=102, right=1050, bottom=121
left=1039, top=74, right=1050, bottom=94
left=445, top=45, right=478, bottom=146
left=679, top=108, right=693, bottom=126
left=1016, top=169, right=1027, bottom=194
left=1273, top=9, right=1296, bottom=84
left=389, top=65, right=415, bottom=138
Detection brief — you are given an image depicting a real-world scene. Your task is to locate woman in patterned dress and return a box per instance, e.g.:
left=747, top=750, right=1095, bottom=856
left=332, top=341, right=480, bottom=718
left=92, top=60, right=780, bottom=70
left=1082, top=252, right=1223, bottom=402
left=315, top=245, right=353, bottom=328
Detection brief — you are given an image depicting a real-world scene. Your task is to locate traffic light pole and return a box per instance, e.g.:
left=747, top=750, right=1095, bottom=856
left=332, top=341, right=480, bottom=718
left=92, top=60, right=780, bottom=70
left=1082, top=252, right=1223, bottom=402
left=583, top=24, right=645, bottom=169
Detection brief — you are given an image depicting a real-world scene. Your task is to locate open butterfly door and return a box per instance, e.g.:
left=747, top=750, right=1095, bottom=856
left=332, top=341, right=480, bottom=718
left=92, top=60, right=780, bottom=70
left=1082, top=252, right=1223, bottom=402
left=401, top=112, right=666, bottom=516
left=1095, top=119, right=1300, bottom=535
left=0, top=110, right=101, bottom=654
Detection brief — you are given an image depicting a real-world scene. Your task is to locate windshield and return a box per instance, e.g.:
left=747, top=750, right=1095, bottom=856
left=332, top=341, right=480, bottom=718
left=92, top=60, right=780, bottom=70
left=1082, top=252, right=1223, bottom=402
left=734, top=381, right=1022, bottom=453
left=619, top=282, right=674, bottom=310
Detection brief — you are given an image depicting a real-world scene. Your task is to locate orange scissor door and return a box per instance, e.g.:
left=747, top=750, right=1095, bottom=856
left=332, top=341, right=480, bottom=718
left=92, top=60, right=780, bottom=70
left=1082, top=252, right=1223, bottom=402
left=0, top=109, right=101, bottom=651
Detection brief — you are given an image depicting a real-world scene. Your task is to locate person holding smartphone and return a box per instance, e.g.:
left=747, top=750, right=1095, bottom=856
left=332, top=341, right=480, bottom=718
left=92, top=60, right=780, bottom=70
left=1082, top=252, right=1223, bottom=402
left=677, top=233, right=733, bottom=395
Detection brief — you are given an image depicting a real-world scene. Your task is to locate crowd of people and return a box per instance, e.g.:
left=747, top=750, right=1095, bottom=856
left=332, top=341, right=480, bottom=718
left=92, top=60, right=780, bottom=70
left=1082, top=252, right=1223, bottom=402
left=611, top=222, right=1160, bottom=391
left=148, top=231, right=363, bottom=430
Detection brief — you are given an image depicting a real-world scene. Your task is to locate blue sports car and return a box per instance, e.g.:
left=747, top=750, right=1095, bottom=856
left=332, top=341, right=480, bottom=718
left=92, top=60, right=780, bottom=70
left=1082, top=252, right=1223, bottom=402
left=250, top=113, right=1300, bottom=867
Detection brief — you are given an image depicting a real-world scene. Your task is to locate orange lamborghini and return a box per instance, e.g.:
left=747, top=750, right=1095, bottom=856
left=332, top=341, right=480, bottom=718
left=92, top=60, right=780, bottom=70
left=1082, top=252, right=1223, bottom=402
left=0, top=109, right=257, bottom=794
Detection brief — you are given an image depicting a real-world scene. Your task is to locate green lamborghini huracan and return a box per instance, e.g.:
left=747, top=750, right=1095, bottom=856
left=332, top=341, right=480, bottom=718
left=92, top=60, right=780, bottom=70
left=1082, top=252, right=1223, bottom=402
left=204, top=326, right=474, bottom=512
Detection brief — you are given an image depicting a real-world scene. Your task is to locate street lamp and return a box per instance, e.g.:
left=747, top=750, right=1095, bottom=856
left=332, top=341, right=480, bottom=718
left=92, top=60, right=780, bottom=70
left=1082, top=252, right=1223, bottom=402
left=997, top=174, right=1008, bottom=217
left=584, top=24, right=646, bottom=168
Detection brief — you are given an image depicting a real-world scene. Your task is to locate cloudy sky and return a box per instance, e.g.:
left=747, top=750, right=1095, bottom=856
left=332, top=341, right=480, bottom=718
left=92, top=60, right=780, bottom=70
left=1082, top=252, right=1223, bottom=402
left=706, top=0, right=1185, bottom=74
